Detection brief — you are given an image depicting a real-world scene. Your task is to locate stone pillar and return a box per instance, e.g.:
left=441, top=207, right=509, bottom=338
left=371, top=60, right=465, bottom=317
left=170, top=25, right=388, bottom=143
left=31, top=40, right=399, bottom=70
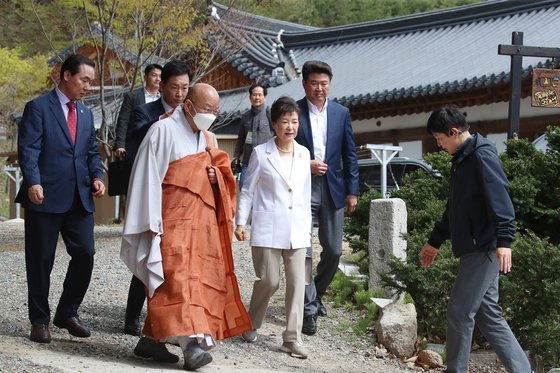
left=368, top=198, right=407, bottom=294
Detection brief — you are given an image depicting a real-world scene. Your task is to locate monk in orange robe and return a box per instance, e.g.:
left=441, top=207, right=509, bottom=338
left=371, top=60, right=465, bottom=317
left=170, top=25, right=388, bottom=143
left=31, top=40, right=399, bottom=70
left=121, top=83, right=251, bottom=370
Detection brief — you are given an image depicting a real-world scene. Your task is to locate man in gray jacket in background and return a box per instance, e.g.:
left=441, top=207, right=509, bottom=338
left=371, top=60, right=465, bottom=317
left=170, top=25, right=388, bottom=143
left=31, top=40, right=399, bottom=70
left=232, top=82, right=273, bottom=189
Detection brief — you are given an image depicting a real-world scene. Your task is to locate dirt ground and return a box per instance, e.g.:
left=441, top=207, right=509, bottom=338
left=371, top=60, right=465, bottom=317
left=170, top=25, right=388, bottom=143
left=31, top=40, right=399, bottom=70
left=0, top=220, right=512, bottom=372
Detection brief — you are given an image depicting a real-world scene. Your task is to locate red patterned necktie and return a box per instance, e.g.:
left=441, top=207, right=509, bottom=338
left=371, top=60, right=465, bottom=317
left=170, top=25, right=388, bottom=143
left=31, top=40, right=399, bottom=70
left=67, top=101, right=77, bottom=143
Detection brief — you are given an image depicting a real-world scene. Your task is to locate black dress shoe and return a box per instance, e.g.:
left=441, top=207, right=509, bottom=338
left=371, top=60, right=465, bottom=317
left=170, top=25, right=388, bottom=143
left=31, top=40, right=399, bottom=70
left=302, top=314, right=317, bottom=335
left=317, top=299, right=327, bottom=317
left=30, top=324, right=51, bottom=343
left=53, top=313, right=91, bottom=338
left=134, top=336, right=179, bottom=363
left=124, top=317, right=142, bottom=336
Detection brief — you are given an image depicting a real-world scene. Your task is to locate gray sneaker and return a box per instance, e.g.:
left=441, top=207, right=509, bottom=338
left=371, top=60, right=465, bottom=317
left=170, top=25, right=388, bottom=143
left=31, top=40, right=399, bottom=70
left=241, top=329, right=257, bottom=342
left=279, top=341, right=308, bottom=359
left=183, top=342, right=212, bottom=371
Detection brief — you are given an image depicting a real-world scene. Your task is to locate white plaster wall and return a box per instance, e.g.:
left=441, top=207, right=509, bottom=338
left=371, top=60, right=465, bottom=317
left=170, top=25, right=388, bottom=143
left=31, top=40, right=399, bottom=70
left=352, top=98, right=559, bottom=135
left=399, top=140, right=423, bottom=158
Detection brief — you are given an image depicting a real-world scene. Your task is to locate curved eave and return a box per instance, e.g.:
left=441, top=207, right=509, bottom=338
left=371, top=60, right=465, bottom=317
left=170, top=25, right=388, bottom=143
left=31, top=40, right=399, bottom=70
left=215, top=25, right=279, bottom=69
left=339, top=62, right=552, bottom=120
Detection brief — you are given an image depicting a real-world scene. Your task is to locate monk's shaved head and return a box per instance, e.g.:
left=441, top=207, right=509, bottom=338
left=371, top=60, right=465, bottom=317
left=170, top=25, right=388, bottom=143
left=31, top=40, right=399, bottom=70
left=186, top=83, right=219, bottom=106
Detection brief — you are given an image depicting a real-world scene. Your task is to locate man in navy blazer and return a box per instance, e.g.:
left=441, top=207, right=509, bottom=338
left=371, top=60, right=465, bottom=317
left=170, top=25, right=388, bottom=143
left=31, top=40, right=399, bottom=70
left=113, top=63, right=162, bottom=160
left=125, top=60, right=191, bottom=162
left=294, top=60, right=359, bottom=335
left=16, top=54, right=105, bottom=344
left=125, top=98, right=166, bottom=161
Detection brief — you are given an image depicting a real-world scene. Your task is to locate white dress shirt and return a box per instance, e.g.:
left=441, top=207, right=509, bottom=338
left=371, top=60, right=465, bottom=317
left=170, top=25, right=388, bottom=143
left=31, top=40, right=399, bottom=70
left=54, top=86, right=72, bottom=121
left=161, top=97, right=174, bottom=113
left=144, top=88, right=160, bottom=103
left=307, top=99, right=328, bottom=161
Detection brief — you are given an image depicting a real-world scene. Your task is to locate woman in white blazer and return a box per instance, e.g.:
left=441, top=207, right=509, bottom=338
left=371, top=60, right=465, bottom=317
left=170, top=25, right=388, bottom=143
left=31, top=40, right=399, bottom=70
left=235, top=96, right=311, bottom=359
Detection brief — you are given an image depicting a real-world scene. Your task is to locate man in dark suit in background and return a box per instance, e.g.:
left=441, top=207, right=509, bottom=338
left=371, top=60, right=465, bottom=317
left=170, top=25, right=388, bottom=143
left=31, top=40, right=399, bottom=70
left=294, top=60, right=359, bottom=336
left=125, top=60, right=192, bottom=162
left=113, top=63, right=162, bottom=160
left=16, top=54, right=105, bottom=344
left=121, top=60, right=192, bottom=363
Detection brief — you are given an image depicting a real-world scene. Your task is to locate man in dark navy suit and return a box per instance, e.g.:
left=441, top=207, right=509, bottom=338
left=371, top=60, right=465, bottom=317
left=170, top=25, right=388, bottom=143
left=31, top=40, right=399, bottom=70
left=16, top=54, right=105, bottom=344
left=125, top=60, right=192, bottom=162
left=113, top=63, right=162, bottom=160
left=295, top=60, right=359, bottom=335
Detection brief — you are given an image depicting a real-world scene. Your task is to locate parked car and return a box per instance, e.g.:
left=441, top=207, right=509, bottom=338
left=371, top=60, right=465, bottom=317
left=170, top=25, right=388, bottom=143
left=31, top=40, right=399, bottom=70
left=357, top=157, right=441, bottom=195
left=533, top=133, right=549, bottom=152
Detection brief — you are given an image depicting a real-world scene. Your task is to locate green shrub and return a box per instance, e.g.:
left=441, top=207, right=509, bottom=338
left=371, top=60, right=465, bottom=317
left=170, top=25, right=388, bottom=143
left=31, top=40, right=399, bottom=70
left=326, top=272, right=384, bottom=335
left=500, top=232, right=560, bottom=365
left=366, top=302, right=378, bottom=318
left=354, top=288, right=371, bottom=307
left=502, top=128, right=560, bottom=242
left=381, top=241, right=456, bottom=339
left=353, top=313, right=373, bottom=335
left=344, top=187, right=381, bottom=257
left=329, top=271, right=357, bottom=307
left=403, top=293, right=414, bottom=305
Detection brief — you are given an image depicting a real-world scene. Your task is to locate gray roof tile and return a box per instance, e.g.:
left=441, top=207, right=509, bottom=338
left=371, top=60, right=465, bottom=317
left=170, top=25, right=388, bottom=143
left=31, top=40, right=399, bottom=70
left=210, top=2, right=316, bottom=86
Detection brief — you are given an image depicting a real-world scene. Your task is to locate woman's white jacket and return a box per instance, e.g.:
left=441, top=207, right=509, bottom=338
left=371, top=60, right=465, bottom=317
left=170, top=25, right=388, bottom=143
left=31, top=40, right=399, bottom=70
left=235, top=137, right=312, bottom=249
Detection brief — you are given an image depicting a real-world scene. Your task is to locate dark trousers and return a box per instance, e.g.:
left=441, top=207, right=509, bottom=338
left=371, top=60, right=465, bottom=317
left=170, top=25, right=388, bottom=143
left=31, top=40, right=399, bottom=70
left=304, top=175, right=344, bottom=316
left=24, top=199, right=95, bottom=325
left=125, top=275, right=146, bottom=322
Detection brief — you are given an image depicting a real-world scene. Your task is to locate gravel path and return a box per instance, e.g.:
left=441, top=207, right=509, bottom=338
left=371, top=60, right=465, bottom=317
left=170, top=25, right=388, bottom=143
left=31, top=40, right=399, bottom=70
left=0, top=220, right=415, bottom=373
left=0, top=219, right=508, bottom=372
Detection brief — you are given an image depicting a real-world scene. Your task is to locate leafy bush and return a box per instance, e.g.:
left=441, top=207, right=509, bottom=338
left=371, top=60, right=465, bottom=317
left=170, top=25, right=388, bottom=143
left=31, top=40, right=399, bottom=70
left=326, top=272, right=383, bottom=335
left=502, top=129, right=560, bottom=242
left=501, top=234, right=560, bottom=365
left=499, top=127, right=560, bottom=365
left=344, top=187, right=381, bottom=254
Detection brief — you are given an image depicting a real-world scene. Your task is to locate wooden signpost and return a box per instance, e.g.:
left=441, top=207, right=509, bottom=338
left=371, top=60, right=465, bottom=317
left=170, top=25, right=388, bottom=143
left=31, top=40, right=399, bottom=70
left=498, top=32, right=560, bottom=139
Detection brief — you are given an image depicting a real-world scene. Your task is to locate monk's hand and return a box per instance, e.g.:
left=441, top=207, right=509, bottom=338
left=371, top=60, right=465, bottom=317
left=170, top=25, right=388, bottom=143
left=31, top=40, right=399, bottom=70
left=92, top=178, right=105, bottom=198
left=496, top=247, right=512, bottom=273
left=420, top=243, right=438, bottom=267
left=310, top=159, right=328, bottom=176
left=28, top=184, right=44, bottom=205
left=207, top=166, right=217, bottom=185
left=235, top=225, right=247, bottom=241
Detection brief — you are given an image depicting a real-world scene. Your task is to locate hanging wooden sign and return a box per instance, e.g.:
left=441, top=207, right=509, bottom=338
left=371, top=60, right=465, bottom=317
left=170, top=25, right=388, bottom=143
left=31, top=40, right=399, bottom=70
left=532, top=68, right=560, bottom=108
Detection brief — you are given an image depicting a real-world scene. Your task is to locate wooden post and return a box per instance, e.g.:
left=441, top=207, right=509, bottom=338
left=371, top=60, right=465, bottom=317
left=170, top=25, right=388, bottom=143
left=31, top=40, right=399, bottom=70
left=507, top=32, right=523, bottom=139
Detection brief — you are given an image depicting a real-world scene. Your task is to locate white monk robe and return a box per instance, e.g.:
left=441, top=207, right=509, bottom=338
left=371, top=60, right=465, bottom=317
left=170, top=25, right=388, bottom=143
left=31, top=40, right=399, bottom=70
left=120, top=107, right=214, bottom=348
